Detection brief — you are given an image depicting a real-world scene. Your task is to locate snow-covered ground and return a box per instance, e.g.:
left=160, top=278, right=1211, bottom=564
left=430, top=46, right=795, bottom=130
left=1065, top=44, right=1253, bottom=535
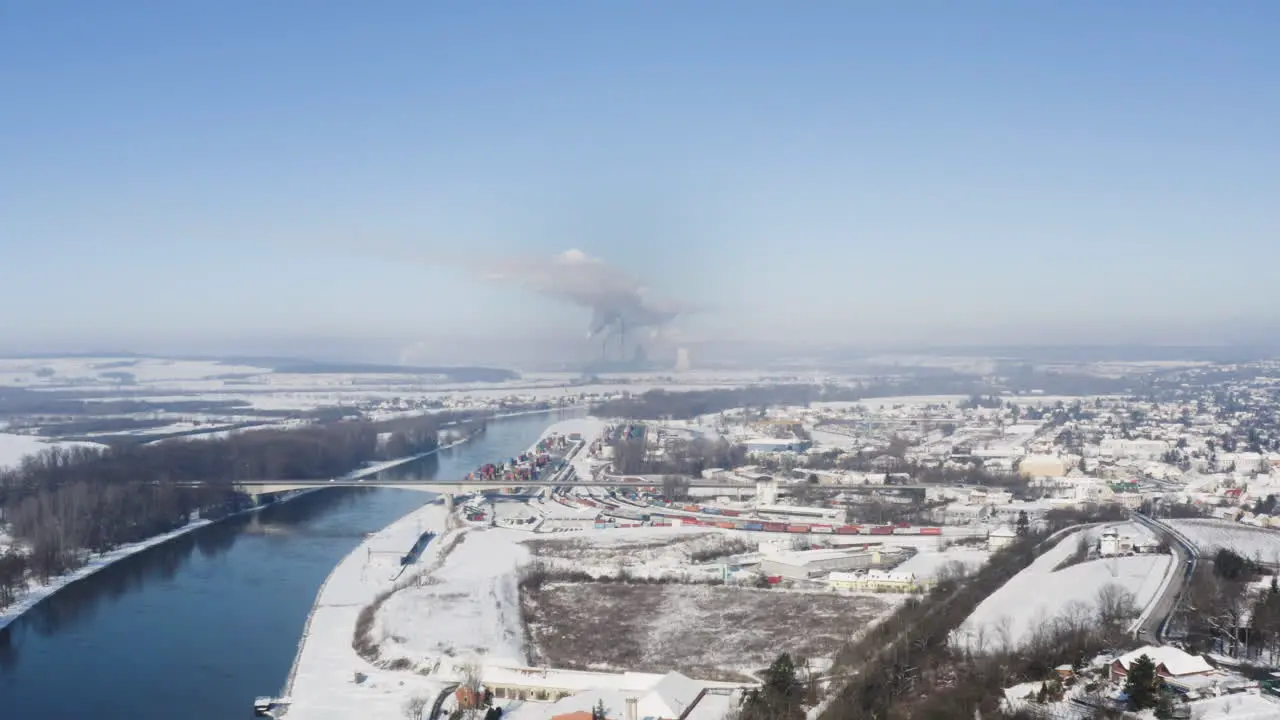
left=895, top=546, right=991, bottom=581
left=285, top=418, right=612, bottom=719
left=953, top=526, right=1172, bottom=652
left=375, top=527, right=530, bottom=669
left=0, top=432, right=105, bottom=470
left=1167, top=519, right=1280, bottom=564
left=286, top=502, right=453, bottom=720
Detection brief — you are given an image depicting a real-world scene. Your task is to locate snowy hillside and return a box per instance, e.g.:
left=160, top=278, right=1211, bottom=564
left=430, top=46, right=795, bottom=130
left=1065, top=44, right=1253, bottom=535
left=953, top=526, right=1172, bottom=652
left=1168, top=519, right=1280, bottom=564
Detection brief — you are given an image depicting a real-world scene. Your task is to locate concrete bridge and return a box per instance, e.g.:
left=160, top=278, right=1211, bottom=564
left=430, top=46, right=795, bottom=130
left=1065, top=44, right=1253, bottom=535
left=230, top=478, right=765, bottom=497
left=228, top=477, right=938, bottom=500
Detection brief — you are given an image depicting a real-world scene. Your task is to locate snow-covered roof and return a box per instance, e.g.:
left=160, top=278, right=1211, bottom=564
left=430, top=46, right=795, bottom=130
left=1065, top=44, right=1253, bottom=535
left=645, top=672, right=704, bottom=718
left=505, top=673, right=743, bottom=720
left=1115, top=645, right=1213, bottom=677
left=1184, top=692, right=1280, bottom=720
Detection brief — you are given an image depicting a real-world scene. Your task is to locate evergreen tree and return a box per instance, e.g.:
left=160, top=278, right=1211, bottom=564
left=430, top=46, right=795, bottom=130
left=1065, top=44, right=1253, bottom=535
left=741, top=653, right=804, bottom=720
left=591, top=699, right=608, bottom=720
left=1123, top=654, right=1160, bottom=710
left=1016, top=510, right=1030, bottom=536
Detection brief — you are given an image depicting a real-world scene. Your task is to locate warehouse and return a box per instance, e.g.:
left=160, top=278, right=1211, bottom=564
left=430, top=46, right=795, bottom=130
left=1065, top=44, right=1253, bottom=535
left=759, top=547, right=908, bottom=580
left=826, top=570, right=924, bottom=593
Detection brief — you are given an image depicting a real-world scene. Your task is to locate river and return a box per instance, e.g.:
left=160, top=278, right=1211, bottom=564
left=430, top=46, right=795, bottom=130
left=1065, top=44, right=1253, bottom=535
left=0, top=410, right=578, bottom=720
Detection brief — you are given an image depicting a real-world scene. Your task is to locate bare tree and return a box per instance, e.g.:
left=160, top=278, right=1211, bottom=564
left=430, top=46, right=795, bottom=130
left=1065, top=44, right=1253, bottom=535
left=1095, top=583, right=1138, bottom=636
left=661, top=474, right=690, bottom=502
left=402, top=695, right=429, bottom=720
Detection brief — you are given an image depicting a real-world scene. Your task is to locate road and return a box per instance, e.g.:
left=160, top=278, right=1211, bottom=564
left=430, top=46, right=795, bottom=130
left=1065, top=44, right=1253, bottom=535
left=426, top=683, right=459, bottom=720
left=1131, top=513, right=1198, bottom=643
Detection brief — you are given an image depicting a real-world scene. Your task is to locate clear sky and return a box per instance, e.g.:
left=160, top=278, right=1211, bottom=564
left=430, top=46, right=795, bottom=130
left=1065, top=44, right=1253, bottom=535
left=2, top=2, right=1278, bottom=359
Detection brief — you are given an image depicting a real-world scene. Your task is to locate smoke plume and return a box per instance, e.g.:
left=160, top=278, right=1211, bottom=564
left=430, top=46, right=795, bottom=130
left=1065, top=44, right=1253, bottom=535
left=478, top=249, right=682, bottom=340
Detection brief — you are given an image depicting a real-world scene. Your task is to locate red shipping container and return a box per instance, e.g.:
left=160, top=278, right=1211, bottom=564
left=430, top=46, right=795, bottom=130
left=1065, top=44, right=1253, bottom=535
left=787, top=525, right=811, bottom=533
left=920, top=527, right=942, bottom=535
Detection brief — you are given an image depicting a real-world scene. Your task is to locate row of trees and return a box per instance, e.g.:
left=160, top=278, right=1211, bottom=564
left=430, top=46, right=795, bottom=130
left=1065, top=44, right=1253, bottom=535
left=1175, top=549, right=1280, bottom=664
left=610, top=435, right=749, bottom=478
left=0, top=413, right=453, bottom=606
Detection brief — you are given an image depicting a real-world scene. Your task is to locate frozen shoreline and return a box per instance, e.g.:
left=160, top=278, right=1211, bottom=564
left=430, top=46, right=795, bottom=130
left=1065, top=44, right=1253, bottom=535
left=0, top=516, right=216, bottom=631
left=0, top=433, right=479, bottom=634
left=283, top=417, right=607, bottom=719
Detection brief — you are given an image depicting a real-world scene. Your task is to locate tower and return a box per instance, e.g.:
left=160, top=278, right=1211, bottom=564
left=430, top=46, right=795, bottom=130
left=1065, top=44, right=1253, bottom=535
left=675, top=347, right=691, bottom=372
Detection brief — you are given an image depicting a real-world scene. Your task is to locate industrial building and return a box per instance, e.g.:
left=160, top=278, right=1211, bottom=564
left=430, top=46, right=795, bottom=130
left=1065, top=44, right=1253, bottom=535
left=759, top=547, right=908, bottom=580
left=826, top=570, right=924, bottom=593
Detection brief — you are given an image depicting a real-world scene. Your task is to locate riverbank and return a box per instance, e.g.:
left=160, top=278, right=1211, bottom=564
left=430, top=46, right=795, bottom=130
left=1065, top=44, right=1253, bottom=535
left=0, top=433, right=483, bottom=634
left=283, top=418, right=606, bottom=719
left=0, top=517, right=217, bottom=631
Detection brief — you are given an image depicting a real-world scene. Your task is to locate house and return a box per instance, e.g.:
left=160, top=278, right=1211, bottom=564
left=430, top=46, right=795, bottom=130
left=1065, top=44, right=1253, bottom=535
left=1110, top=646, right=1214, bottom=680
left=988, top=526, right=1017, bottom=551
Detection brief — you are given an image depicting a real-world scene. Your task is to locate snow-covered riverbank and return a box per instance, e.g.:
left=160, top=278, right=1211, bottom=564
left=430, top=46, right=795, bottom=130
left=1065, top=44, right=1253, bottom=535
left=0, top=518, right=217, bottom=631
left=284, top=418, right=608, bottom=719
left=0, top=432, right=483, bottom=634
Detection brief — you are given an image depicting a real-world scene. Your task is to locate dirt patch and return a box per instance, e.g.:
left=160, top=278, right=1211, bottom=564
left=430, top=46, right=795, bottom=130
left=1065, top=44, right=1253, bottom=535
left=521, top=582, right=889, bottom=682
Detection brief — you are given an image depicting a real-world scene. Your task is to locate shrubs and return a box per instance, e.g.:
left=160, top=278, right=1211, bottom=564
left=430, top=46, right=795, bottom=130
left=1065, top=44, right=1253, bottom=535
left=689, top=538, right=754, bottom=563
left=518, top=561, right=729, bottom=589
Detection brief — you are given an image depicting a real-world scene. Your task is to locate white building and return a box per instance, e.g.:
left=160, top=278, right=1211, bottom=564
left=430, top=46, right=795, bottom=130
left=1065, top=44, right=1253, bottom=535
left=988, top=526, right=1017, bottom=551
left=1018, top=454, right=1067, bottom=478
left=1099, top=439, right=1169, bottom=461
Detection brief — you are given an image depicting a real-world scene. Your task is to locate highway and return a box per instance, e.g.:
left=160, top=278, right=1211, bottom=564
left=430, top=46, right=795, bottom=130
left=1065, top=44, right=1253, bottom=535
left=1131, top=512, right=1198, bottom=643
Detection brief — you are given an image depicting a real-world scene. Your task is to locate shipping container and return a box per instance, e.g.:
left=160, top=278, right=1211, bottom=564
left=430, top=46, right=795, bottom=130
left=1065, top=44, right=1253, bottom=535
left=920, top=527, right=942, bottom=535
left=835, top=525, right=861, bottom=535
left=811, top=525, right=833, bottom=533
left=787, top=524, right=811, bottom=533
left=870, top=526, right=894, bottom=535
left=893, top=527, right=921, bottom=535
left=703, top=507, right=722, bottom=516
left=716, top=521, right=736, bottom=529
left=764, top=522, right=787, bottom=532
left=766, top=576, right=783, bottom=585
left=895, top=522, right=911, bottom=528
left=721, top=510, right=741, bottom=517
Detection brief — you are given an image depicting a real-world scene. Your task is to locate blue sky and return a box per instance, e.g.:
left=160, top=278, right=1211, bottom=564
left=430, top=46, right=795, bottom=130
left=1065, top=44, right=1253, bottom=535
left=2, top=2, right=1278, bottom=358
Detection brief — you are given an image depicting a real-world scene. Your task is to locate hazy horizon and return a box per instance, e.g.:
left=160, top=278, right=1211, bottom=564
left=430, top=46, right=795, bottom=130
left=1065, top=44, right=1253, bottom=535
left=4, top=3, right=1278, bottom=360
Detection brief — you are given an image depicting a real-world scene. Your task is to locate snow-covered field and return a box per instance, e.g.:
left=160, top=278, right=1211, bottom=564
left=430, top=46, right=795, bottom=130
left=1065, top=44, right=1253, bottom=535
left=376, top=527, right=530, bottom=669
left=954, top=526, right=1172, bottom=652
left=0, top=432, right=105, bottom=470
left=1167, top=519, right=1280, bottom=564
left=523, top=581, right=885, bottom=682
left=895, top=547, right=991, bottom=581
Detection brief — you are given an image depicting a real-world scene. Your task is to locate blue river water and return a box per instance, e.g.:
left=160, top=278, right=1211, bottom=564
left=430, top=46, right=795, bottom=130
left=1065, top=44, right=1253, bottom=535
left=0, top=410, right=576, bottom=720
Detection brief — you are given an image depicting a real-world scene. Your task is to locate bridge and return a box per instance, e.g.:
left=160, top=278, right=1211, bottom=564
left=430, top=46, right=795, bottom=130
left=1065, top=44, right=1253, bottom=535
left=231, top=478, right=766, bottom=497
left=228, top=477, right=939, bottom=500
